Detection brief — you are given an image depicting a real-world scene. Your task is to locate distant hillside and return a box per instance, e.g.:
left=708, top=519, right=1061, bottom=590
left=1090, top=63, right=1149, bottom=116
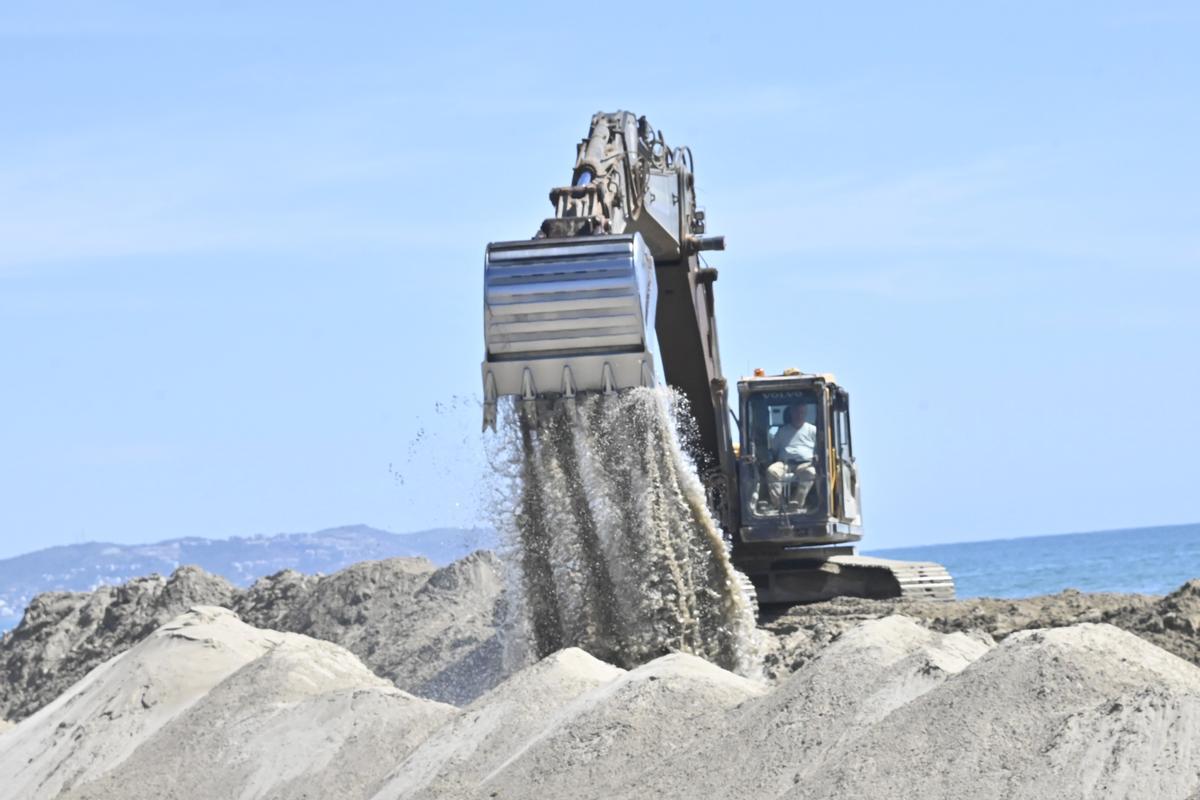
left=0, top=525, right=497, bottom=631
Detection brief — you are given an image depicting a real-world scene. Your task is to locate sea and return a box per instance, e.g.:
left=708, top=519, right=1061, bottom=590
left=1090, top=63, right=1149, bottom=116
left=867, top=522, right=1200, bottom=599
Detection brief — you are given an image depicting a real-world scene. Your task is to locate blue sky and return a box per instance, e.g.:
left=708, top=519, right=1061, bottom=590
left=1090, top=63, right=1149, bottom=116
left=1, top=2, right=1197, bottom=558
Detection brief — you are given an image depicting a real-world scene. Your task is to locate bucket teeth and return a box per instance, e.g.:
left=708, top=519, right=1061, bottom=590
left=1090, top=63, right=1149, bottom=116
left=561, top=366, right=580, bottom=420
left=521, top=368, right=538, bottom=400
left=561, top=366, right=577, bottom=399
left=602, top=363, right=617, bottom=395
left=482, top=372, right=498, bottom=432
left=521, top=368, right=538, bottom=423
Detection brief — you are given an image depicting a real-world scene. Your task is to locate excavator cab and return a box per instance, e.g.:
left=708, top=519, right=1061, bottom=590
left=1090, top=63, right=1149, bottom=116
left=735, top=371, right=862, bottom=545
left=732, top=370, right=952, bottom=604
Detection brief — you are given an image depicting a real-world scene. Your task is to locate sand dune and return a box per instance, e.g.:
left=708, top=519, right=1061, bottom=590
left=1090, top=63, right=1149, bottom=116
left=0, top=607, right=286, bottom=800
left=3, top=603, right=1198, bottom=800
left=61, top=620, right=455, bottom=800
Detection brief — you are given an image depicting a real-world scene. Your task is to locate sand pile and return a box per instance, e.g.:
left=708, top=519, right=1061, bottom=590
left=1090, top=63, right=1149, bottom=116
left=0, top=607, right=282, bottom=800
left=403, top=619, right=1199, bottom=800
left=761, top=582, right=1200, bottom=678
left=792, top=624, right=1200, bottom=800
left=0, top=607, right=456, bottom=800
left=473, top=652, right=766, bottom=800
left=3, top=605, right=1199, bottom=799
left=0, top=566, right=236, bottom=722
left=0, top=554, right=504, bottom=721
left=59, top=618, right=455, bottom=800
left=626, top=616, right=992, bottom=800
left=1107, top=579, right=1200, bottom=665
left=372, top=648, right=624, bottom=799
left=236, top=552, right=505, bottom=705
left=8, top=541, right=1198, bottom=727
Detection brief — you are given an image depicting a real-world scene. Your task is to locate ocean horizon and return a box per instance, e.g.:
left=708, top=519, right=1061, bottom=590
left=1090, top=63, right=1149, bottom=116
left=867, top=522, right=1200, bottom=599
left=3, top=522, right=1196, bottom=635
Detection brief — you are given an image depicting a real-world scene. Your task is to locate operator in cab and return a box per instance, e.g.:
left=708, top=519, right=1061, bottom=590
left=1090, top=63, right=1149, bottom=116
left=767, top=404, right=818, bottom=510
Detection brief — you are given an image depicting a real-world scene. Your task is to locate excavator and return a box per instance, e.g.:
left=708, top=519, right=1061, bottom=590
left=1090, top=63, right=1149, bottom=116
left=481, top=111, right=954, bottom=606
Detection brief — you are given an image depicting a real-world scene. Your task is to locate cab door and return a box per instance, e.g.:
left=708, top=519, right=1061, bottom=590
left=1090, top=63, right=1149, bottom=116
left=832, top=391, right=861, bottom=523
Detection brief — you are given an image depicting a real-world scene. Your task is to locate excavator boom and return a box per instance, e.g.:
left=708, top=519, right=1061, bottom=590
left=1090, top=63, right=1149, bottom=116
left=482, top=111, right=726, bottom=466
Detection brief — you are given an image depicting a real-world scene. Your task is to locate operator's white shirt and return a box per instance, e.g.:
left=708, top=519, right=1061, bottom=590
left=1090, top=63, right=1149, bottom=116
left=772, top=422, right=816, bottom=463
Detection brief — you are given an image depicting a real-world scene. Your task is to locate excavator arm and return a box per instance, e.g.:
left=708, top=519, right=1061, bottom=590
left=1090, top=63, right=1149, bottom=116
left=482, top=111, right=730, bottom=479
left=538, top=111, right=723, bottom=256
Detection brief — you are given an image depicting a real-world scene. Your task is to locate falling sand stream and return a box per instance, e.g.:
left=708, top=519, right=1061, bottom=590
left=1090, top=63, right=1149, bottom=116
left=492, top=387, right=762, bottom=677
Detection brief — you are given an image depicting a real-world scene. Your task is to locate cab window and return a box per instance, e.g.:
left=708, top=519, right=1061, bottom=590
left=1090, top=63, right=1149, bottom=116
left=746, top=390, right=819, bottom=461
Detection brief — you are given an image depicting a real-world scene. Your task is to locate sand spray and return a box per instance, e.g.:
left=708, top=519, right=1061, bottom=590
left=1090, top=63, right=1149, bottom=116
left=490, top=387, right=763, bottom=677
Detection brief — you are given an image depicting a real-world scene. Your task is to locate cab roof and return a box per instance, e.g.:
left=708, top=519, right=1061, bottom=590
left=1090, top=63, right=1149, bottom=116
left=739, top=368, right=838, bottom=384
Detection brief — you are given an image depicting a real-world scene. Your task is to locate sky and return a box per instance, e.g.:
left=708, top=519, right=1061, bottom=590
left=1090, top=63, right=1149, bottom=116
left=1, top=1, right=1197, bottom=559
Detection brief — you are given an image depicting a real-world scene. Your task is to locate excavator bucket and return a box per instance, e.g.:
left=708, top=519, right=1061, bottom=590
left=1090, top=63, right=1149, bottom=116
left=481, top=233, right=660, bottom=429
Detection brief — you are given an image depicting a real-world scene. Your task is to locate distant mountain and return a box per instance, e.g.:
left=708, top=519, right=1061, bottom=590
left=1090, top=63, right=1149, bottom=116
left=0, top=525, right=498, bottom=632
